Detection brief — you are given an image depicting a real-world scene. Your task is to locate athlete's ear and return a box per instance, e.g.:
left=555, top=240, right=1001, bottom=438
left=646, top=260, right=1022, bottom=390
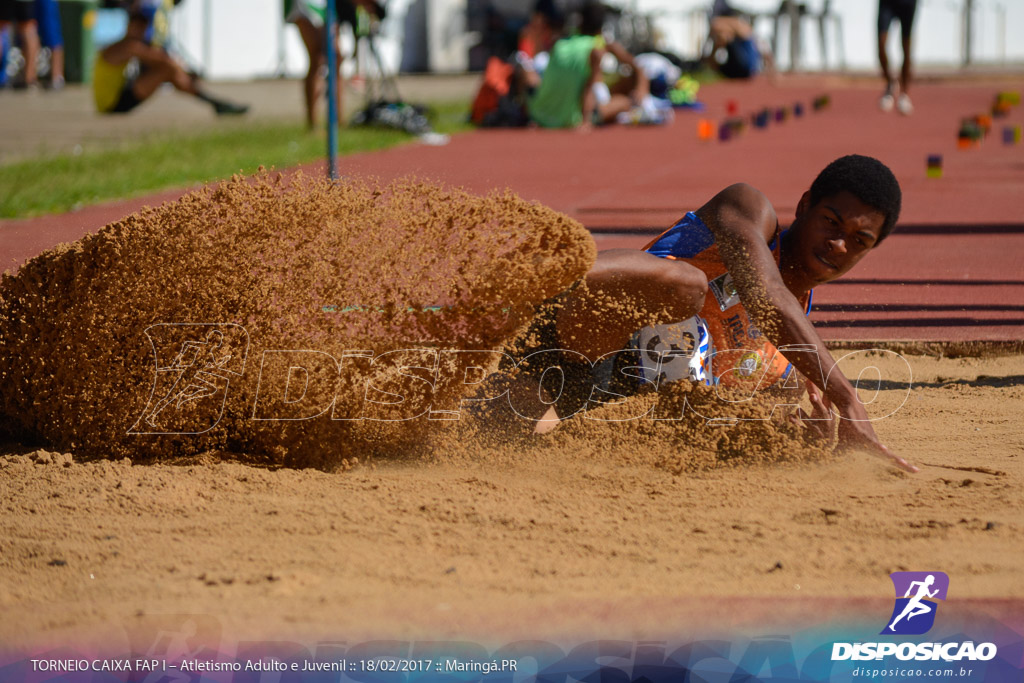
left=795, top=191, right=812, bottom=219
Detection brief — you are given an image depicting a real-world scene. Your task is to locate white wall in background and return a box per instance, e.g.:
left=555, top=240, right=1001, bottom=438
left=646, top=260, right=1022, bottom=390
left=636, top=0, right=1024, bottom=70
left=162, top=0, right=1022, bottom=80
left=168, top=0, right=412, bottom=80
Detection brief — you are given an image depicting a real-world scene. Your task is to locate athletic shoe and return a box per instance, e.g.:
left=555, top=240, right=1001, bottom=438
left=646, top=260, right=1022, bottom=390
left=879, top=91, right=895, bottom=112
left=897, top=93, right=913, bottom=116
left=214, top=100, right=249, bottom=116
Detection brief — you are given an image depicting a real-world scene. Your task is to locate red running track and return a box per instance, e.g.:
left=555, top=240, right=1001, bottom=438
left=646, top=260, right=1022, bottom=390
left=2, top=78, right=1022, bottom=343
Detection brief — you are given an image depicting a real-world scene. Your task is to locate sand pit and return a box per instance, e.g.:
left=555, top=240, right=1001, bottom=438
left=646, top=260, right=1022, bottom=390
left=0, top=177, right=1021, bottom=654
left=1, top=350, right=1021, bottom=647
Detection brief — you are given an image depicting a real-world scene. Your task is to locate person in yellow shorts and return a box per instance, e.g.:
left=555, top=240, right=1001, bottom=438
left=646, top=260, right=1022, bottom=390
left=93, top=10, right=248, bottom=115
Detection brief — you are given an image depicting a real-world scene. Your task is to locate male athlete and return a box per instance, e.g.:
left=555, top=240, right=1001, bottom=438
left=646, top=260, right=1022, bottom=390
left=536, top=154, right=917, bottom=472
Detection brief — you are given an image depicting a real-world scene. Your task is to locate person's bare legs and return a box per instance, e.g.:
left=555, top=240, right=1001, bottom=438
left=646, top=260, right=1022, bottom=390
left=296, top=18, right=343, bottom=130
left=877, top=29, right=895, bottom=111
left=296, top=17, right=324, bottom=129
left=17, top=19, right=40, bottom=86
left=49, top=45, right=64, bottom=86
left=899, top=33, right=911, bottom=94
left=896, top=31, right=913, bottom=114
left=877, top=30, right=891, bottom=83
left=599, top=68, right=652, bottom=124
left=127, top=56, right=246, bottom=114
left=599, top=71, right=635, bottom=124
left=130, top=60, right=199, bottom=101
left=596, top=93, right=632, bottom=124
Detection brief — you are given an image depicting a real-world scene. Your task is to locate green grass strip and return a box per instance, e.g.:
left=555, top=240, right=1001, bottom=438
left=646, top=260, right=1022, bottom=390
left=0, top=101, right=472, bottom=219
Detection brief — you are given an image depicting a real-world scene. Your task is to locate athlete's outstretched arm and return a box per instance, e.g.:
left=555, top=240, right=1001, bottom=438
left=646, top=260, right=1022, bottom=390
left=695, top=183, right=917, bottom=472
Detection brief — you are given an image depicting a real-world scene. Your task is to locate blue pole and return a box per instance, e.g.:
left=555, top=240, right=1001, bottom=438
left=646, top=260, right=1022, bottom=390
left=325, top=0, right=339, bottom=180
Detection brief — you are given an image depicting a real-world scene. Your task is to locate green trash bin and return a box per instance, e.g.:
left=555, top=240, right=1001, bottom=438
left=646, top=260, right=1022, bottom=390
left=57, top=0, right=98, bottom=84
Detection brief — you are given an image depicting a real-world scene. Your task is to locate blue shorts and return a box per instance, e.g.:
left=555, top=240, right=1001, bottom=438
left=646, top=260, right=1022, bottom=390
left=34, top=0, right=63, bottom=48
left=721, top=38, right=760, bottom=79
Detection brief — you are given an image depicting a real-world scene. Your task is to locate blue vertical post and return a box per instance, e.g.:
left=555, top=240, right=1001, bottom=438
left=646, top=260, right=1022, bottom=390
left=325, top=0, right=339, bottom=180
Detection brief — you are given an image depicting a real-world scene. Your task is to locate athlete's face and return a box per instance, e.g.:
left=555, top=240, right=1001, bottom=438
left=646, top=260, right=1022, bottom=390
left=789, top=190, right=886, bottom=286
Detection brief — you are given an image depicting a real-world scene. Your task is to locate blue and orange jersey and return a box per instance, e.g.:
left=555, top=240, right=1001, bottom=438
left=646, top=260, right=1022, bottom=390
left=642, top=211, right=813, bottom=388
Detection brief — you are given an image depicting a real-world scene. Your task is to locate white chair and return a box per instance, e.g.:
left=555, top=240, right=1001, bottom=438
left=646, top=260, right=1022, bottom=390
left=808, top=0, right=846, bottom=71
left=771, top=0, right=845, bottom=71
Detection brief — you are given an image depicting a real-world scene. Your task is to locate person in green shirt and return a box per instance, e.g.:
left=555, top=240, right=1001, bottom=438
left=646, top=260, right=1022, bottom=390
left=527, top=1, right=648, bottom=130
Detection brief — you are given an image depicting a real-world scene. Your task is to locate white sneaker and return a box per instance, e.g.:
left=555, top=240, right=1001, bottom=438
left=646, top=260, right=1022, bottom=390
left=897, top=93, right=913, bottom=116
left=879, top=92, right=895, bottom=112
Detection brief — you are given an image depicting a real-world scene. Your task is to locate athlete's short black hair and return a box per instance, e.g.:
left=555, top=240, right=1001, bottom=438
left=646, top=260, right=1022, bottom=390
left=808, top=155, right=902, bottom=245
left=579, top=1, right=606, bottom=36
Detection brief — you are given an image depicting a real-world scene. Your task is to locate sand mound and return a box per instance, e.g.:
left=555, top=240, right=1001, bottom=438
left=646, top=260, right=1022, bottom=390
left=430, top=378, right=833, bottom=476
left=0, top=172, right=595, bottom=467
left=554, top=381, right=833, bottom=473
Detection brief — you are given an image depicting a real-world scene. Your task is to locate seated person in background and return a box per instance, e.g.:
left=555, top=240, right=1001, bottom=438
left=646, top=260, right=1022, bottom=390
left=526, top=0, right=649, bottom=130
left=707, top=1, right=767, bottom=79
left=471, top=0, right=561, bottom=129
left=92, top=10, right=248, bottom=114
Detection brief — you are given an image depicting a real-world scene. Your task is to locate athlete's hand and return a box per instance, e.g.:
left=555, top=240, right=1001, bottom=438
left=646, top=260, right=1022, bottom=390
left=797, top=381, right=836, bottom=448
left=836, top=401, right=919, bottom=473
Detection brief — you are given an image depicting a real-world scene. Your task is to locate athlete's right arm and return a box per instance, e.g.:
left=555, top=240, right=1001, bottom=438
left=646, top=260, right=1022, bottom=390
left=695, top=183, right=827, bottom=373
left=695, top=184, right=917, bottom=473
left=695, top=184, right=836, bottom=384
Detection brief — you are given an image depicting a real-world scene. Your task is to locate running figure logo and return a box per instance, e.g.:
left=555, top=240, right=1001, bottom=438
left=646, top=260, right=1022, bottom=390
left=881, top=571, right=949, bottom=635
left=129, top=323, right=249, bottom=435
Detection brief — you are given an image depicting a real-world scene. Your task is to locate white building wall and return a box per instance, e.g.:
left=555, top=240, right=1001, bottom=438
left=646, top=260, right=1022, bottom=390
left=163, top=0, right=1023, bottom=80
left=637, top=0, right=1024, bottom=71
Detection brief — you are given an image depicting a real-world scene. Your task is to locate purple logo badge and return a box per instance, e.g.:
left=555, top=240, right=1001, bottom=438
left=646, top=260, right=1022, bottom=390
left=881, top=572, right=949, bottom=635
